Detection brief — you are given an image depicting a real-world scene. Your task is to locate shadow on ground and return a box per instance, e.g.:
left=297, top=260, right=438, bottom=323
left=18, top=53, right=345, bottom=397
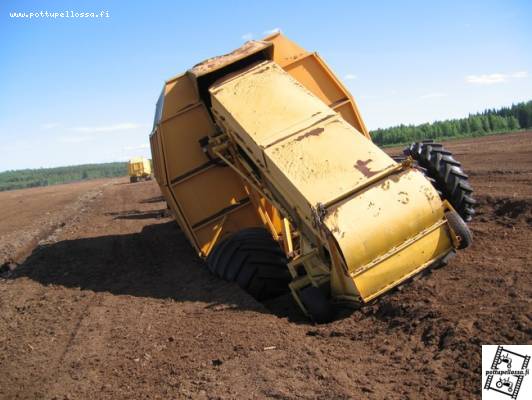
left=10, top=220, right=309, bottom=323
left=139, top=195, right=165, bottom=204
left=105, top=209, right=169, bottom=220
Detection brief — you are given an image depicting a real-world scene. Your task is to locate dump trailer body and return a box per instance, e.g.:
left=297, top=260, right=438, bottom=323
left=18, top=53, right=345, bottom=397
left=149, top=33, right=469, bottom=314
left=209, top=60, right=455, bottom=301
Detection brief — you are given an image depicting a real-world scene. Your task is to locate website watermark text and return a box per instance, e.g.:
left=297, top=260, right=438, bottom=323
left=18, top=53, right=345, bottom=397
left=9, top=10, right=110, bottom=20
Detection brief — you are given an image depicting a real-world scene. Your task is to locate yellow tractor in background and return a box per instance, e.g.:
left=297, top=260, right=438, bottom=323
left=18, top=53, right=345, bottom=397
left=128, top=157, right=152, bottom=183
left=149, top=33, right=475, bottom=322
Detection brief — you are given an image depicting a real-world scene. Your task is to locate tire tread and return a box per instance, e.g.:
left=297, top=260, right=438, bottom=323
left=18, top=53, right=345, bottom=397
left=206, top=228, right=290, bottom=301
left=405, top=142, right=476, bottom=221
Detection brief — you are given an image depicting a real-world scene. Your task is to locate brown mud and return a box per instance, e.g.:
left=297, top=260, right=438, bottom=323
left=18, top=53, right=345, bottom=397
left=0, top=132, right=530, bottom=399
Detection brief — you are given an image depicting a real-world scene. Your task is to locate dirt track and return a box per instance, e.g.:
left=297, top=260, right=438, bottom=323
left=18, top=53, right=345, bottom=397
left=1, top=132, right=531, bottom=399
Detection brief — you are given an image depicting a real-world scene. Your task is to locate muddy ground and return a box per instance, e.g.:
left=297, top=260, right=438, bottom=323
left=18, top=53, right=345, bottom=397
left=0, top=132, right=531, bottom=399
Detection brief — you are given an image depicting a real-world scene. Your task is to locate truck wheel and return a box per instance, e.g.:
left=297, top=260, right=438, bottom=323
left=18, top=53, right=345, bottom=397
left=299, top=285, right=334, bottom=324
left=129, top=176, right=137, bottom=183
left=206, top=228, right=291, bottom=301
left=445, top=210, right=473, bottom=249
left=404, top=140, right=476, bottom=221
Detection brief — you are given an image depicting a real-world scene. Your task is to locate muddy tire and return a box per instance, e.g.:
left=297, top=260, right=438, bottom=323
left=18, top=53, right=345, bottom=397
left=206, top=228, right=291, bottom=301
left=445, top=210, right=473, bottom=249
left=129, top=176, right=137, bottom=183
left=404, top=140, right=476, bottom=221
left=299, top=285, right=334, bottom=324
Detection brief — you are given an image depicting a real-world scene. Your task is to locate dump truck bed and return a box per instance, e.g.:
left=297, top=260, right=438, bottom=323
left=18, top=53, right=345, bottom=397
left=210, top=61, right=455, bottom=301
left=148, top=33, right=470, bottom=317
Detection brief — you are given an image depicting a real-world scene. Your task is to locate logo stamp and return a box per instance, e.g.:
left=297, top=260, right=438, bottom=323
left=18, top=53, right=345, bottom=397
left=483, top=345, right=531, bottom=399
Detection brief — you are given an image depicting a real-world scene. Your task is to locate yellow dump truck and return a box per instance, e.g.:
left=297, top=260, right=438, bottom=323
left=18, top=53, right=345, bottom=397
left=128, top=157, right=152, bottom=183
left=149, top=33, right=475, bottom=321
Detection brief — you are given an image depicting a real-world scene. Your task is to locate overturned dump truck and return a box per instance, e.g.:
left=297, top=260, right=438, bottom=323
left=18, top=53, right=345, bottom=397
left=149, top=33, right=475, bottom=322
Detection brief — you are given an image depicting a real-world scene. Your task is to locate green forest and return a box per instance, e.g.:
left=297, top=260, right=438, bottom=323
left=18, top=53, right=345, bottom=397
left=372, top=100, right=532, bottom=146
left=0, top=162, right=128, bottom=192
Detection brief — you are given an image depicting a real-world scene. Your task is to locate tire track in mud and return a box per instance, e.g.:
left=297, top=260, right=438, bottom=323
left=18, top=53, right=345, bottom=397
left=37, top=180, right=184, bottom=399
left=43, top=294, right=100, bottom=397
left=1, top=183, right=110, bottom=399
left=39, top=181, right=132, bottom=398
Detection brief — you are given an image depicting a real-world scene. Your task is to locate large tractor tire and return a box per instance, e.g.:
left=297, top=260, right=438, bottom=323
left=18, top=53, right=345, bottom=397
left=206, top=228, right=291, bottom=301
left=404, top=140, right=476, bottom=221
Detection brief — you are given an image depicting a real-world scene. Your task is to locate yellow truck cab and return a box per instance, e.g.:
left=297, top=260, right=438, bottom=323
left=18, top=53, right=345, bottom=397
left=128, top=157, right=152, bottom=183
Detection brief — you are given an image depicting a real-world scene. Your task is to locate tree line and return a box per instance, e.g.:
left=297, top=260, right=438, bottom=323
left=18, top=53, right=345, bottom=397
left=371, top=100, right=532, bottom=146
left=2, top=101, right=530, bottom=191
left=0, top=162, right=128, bottom=192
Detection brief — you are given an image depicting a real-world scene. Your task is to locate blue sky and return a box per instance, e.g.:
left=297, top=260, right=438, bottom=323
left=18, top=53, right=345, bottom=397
left=0, top=0, right=531, bottom=171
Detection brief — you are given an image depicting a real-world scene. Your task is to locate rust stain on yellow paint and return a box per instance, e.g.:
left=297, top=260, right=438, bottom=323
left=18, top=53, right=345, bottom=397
left=354, top=159, right=384, bottom=178
left=294, top=127, right=325, bottom=142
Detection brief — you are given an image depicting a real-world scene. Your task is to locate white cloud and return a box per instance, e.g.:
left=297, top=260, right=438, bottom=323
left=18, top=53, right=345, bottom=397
left=124, top=143, right=149, bottom=151
left=419, top=92, right=447, bottom=99
left=466, top=73, right=507, bottom=85
left=41, top=122, right=61, bottom=129
left=241, top=32, right=254, bottom=41
left=511, top=71, right=528, bottom=79
left=73, top=123, right=142, bottom=133
left=344, top=73, right=357, bottom=80
left=465, top=71, right=528, bottom=85
left=263, top=27, right=281, bottom=35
